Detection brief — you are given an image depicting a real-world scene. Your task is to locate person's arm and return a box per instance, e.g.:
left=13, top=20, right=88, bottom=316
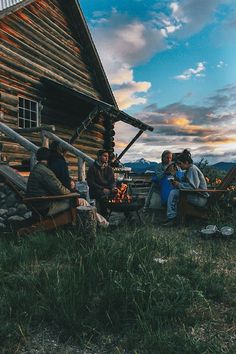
left=178, top=167, right=200, bottom=190
left=155, top=163, right=165, bottom=181
left=106, top=167, right=115, bottom=190
left=87, top=166, right=104, bottom=193
left=42, top=169, right=70, bottom=195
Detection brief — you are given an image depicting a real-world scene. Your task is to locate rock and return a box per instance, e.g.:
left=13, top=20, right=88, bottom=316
left=8, top=215, right=25, bottom=222
left=4, top=185, right=13, bottom=196
left=0, top=217, right=5, bottom=223
left=6, top=194, right=17, bottom=208
left=16, top=204, right=28, bottom=216
left=7, top=207, right=17, bottom=217
left=0, top=209, right=8, bottom=217
left=0, top=192, right=6, bottom=200
left=23, top=211, right=32, bottom=219
left=0, top=222, right=6, bottom=229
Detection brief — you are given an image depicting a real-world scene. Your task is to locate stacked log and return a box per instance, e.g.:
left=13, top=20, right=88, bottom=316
left=0, top=0, right=115, bottom=171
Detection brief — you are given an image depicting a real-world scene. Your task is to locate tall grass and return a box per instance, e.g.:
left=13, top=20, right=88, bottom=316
left=0, top=222, right=235, bottom=353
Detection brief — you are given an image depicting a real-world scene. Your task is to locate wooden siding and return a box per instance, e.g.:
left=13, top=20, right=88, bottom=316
left=0, top=0, right=115, bottom=174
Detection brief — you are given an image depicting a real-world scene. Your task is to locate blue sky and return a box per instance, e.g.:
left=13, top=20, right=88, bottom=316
left=80, top=0, right=236, bottom=163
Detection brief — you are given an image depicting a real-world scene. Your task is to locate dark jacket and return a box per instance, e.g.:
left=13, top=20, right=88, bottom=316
left=48, top=153, right=71, bottom=190
left=26, top=162, right=70, bottom=212
left=87, top=161, right=115, bottom=199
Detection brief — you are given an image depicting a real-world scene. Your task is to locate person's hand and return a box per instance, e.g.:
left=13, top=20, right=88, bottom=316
left=103, top=188, right=111, bottom=195
left=172, top=180, right=179, bottom=187
left=70, top=179, right=76, bottom=190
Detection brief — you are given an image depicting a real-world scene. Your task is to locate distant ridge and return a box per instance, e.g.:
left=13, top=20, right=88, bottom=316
left=124, top=159, right=236, bottom=174
left=124, top=158, right=158, bottom=174
left=211, top=162, right=236, bottom=172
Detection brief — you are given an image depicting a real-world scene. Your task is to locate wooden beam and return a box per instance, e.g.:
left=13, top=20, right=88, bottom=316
left=69, top=105, right=101, bottom=144
left=0, top=121, right=38, bottom=153
left=14, top=125, right=55, bottom=134
left=116, top=130, right=144, bottom=161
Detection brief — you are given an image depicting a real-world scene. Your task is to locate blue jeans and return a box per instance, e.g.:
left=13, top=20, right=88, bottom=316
left=167, top=189, right=208, bottom=219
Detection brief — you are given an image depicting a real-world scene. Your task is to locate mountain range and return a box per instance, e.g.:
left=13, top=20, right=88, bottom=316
left=123, top=158, right=236, bottom=175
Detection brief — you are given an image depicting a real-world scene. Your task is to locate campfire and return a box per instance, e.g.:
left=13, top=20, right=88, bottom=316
left=109, top=183, right=132, bottom=204
left=105, top=183, right=145, bottom=224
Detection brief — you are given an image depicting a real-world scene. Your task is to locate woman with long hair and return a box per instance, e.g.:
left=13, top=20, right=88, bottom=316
left=163, top=149, right=209, bottom=225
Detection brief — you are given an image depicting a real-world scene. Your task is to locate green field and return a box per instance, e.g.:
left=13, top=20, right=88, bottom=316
left=0, top=218, right=235, bottom=353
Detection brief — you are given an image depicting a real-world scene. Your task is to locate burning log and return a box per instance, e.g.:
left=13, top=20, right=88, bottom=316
left=109, top=183, right=132, bottom=204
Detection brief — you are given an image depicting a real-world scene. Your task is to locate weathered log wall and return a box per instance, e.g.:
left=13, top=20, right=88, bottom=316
left=0, top=0, right=115, bottom=174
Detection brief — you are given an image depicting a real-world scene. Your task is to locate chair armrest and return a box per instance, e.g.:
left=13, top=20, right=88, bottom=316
left=23, top=193, right=80, bottom=202
left=179, top=189, right=228, bottom=193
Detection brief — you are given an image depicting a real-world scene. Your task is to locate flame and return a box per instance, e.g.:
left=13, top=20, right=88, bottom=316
left=109, top=183, right=132, bottom=203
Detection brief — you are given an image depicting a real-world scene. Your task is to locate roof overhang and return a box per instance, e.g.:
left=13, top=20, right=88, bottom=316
left=42, top=78, right=154, bottom=132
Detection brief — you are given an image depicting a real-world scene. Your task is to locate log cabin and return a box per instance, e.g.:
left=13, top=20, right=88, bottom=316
left=0, top=0, right=153, bottom=178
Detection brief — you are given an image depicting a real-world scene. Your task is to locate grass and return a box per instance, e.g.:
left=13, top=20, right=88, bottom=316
left=0, top=217, right=235, bottom=353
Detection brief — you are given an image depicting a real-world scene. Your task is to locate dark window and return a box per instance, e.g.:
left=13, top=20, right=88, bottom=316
left=18, top=97, right=39, bottom=128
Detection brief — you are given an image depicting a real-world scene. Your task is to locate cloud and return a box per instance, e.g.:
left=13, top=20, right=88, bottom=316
left=115, top=83, right=236, bottom=163
left=88, top=9, right=167, bottom=109
left=113, top=81, right=151, bottom=109
left=174, top=62, right=206, bottom=80
left=169, top=0, right=226, bottom=39
left=216, top=60, right=227, bottom=68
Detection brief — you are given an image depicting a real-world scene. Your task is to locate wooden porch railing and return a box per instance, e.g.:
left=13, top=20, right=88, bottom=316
left=0, top=122, right=94, bottom=181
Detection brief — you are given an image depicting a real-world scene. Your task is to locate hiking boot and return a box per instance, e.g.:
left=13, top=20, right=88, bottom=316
left=161, top=218, right=177, bottom=226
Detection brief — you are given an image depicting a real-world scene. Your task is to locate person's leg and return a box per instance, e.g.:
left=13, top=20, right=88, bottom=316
left=77, top=198, right=109, bottom=227
left=144, top=183, right=155, bottom=209
left=166, top=189, right=179, bottom=220
left=47, top=200, right=70, bottom=216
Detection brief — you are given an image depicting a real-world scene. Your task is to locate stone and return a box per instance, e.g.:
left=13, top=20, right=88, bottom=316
left=16, top=204, right=28, bottom=216
left=0, top=217, right=5, bottom=223
left=4, top=185, right=13, bottom=196
left=0, top=192, right=6, bottom=200
left=23, top=211, right=32, bottom=219
left=0, top=223, right=6, bottom=229
left=6, top=193, right=17, bottom=208
left=8, top=215, right=24, bottom=222
left=0, top=209, right=8, bottom=217
left=7, top=207, right=17, bottom=217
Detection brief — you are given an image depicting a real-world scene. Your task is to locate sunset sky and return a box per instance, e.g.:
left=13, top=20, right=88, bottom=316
left=80, top=0, right=236, bottom=164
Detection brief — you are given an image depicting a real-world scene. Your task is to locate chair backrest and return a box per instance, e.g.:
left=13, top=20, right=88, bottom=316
left=210, top=166, right=236, bottom=203
left=219, top=166, right=236, bottom=189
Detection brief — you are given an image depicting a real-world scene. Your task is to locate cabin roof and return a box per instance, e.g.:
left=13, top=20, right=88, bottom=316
left=43, top=78, right=153, bottom=132
left=0, top=0, right=154, bottom=132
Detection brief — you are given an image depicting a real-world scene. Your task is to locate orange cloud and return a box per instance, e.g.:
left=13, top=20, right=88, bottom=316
left=170, top=116, right=190, bottom=126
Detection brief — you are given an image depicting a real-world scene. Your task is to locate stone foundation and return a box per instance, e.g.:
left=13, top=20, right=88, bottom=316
left=0, top=182, right=31, bottom=230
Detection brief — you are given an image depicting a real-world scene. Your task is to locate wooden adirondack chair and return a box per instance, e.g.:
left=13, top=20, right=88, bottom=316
left=0, top=165, right=79, bottom=235
left=178, top=166, right=236, bottom=224
left=16, top=193, right=79, bottom=236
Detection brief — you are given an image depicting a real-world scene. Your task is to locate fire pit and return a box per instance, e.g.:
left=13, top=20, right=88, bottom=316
left=105, top=196, right=145, bottom=224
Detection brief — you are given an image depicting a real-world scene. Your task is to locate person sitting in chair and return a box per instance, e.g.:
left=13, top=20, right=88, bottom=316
left=163, top=149, right=209, bottom=225
left=26, top=147, right=73, bottom=216
left=144, top=150, right=173, bottom=211
left=87, top=149, right=116, bottom=217
left=27, top=147, right=109, bottom=226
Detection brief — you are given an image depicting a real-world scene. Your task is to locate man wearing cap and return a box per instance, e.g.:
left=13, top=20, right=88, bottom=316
left=87, top=149, right=116, bottom=216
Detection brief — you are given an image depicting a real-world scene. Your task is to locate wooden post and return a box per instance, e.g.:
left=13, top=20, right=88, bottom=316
left=30, top=153, right=37, bottom=171
left=41, top=130, right=49, bottom=148
left=117, top=130, right=144, bottom=161
left=78, top=158, right=86, bottom=182
left=77, top=206, right=97, bottom=244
